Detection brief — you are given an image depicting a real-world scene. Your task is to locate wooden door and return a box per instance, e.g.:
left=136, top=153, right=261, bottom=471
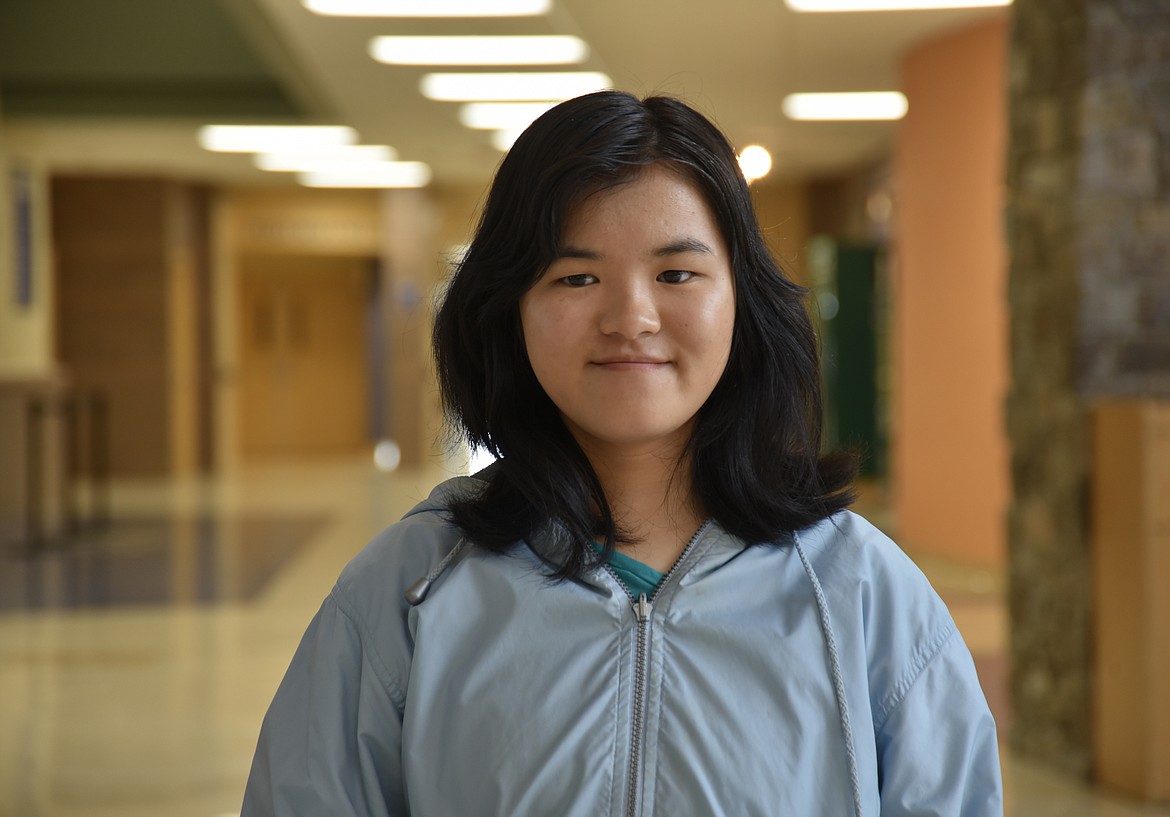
left=238, top=255, right=369, bottom=460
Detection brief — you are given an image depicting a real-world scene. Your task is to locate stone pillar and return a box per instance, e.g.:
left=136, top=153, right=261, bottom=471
left=1007, top=0, right=1170, bottom=782
left=380, top=188, right=439, bottom=468
left=1006, top=0, right=1091, bottom=775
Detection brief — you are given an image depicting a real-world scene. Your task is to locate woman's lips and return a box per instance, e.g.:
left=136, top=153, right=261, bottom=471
left=590, top=358, right=669, bottom=370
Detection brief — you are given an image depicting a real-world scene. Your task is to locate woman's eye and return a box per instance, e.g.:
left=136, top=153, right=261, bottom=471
left=559, top=274, right=596, bottom=288
left=658, top=269, right=694, bottom=284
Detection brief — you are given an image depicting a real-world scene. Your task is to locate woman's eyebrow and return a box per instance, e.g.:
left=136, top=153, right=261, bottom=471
left=554, top=237, right=715, bottom=261
left=653, top=237, right=715, bottom=257
left=555, top=245, right=601, bottom=260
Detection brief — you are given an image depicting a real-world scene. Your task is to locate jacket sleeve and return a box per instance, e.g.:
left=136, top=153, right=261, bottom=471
left=240, top=588, right=406, bottom=817
left=874, top=625, right=1003, bottom=816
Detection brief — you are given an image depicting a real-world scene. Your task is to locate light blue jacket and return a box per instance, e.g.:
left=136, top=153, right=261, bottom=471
left=242, top=475, right=1002, bottom=816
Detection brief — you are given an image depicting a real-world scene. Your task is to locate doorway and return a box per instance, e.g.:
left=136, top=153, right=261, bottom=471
left=237, top=254, right=372, bottom=461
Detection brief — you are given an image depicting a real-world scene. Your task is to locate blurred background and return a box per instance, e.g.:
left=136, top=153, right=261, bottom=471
left=1, top=0, right=1168, bottom=814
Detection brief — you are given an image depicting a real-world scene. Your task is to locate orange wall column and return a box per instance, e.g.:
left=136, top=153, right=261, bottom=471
left=892, top=19, right=1009, bottom=568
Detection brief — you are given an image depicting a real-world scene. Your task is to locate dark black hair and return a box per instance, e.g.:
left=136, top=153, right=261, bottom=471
left=433, top=90, right=856, bottom=578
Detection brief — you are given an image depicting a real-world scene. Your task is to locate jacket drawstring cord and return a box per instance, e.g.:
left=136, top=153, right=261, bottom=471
left=793, top=531, right=863, bottom=817
left=405, top=537, right=471, bottom=605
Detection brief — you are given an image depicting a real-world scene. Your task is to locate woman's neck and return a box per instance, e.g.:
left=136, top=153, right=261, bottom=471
left=579, top=438, right=705, bottom=574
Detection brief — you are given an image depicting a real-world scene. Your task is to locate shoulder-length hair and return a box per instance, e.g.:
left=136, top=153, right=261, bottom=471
left=433, top=90, right=855, bottom=579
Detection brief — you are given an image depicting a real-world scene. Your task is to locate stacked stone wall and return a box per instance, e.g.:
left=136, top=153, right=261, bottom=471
left=1006, top=0, right=1092, bottom=775
left=1080, top=0, right=1170, bottom=395
left=1007, top=0, right=1170, bottom=777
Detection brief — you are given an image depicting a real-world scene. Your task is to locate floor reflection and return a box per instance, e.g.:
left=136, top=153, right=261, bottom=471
left=1, top=515, right=329, bottom=610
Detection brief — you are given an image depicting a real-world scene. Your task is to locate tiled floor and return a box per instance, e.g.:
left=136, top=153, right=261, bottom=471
left=1, top=514, right=329, bottom=610
left=0, top=458, right=1167, bottom=816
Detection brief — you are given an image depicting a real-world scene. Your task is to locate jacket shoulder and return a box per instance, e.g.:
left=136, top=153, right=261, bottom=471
left=797, top=510, right=943, bottom=612
left=796, top=510, right=961, bottom=728
left=330, top=475, right=481, bottom=648
left=238, top=477, right=488, bottom=816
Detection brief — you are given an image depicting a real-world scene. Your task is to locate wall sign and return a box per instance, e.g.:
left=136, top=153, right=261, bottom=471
left=12, top=167, right=33, bottom=308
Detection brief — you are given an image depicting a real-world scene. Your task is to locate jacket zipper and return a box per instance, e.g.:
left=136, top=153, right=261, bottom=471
left=627, top=592, right=652, bottom=817
left=604, top=521, right=711, bottom=817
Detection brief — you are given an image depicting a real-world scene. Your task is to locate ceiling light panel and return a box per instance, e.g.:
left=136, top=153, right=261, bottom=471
left=420, top=72, right=611, bottom=102
left=299, top=161, right=433, bottom=188
left=198, top=125, right=356, bottom=152
left=254, top=145, right=398, bottom=172
left=458, top=102, right=557, bottom=130
left=782, top=92, right=908, bottom=121
left=785, top=0, right=1010, bottom=10
left=371, top=36, right=588, bottom=66
left=490, top=128, right=526, bottom=151
left=303, top=0, right=550, bottom=16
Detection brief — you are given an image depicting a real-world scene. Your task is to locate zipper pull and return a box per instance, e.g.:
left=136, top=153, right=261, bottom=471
left=634, top=593, right=653, bottom=622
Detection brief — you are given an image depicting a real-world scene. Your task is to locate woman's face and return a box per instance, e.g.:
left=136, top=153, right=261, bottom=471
left=519, top=164, right=736, bottom=458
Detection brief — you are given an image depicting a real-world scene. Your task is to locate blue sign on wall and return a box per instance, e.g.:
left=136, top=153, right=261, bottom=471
left=13, top=168, right=32, bottom=308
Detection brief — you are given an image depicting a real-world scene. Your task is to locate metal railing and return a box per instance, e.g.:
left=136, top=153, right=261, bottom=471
left=23, top=387, right=110, bottom=552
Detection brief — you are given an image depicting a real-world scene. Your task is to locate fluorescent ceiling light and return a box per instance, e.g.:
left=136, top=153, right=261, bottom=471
left=371, top=36, right=587, bottom=66
left=738, top=145, right=773, bottom=181
left=421, top=71, right=611, bottom=102
left=490, top=128, right=526, bottom=151
left=303, top=0, right=550, bottom=16
left=459, top=102, right=556, bottom=130
left=782, top=92, right=908, bottom=121
left=198, top=125, right=356, bottom=152
left=255, top=145, right=398, bottom=172
left=299, top=161, right=432, bottom=188
left=785, top=0, right=1010, bottom=10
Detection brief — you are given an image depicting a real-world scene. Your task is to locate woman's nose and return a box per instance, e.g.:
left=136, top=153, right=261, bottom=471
left=598, top=281, right=660, bottom=338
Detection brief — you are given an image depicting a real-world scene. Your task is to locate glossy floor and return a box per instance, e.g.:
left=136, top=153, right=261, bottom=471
left=0, top=459, right=1166, bottom=817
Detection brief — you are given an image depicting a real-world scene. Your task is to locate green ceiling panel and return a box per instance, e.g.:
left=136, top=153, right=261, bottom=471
left=0, top=0, right=301, bottom=117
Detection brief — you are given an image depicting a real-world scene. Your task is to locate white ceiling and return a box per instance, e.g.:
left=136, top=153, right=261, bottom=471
left=1, top=0, right=1009, bottom=187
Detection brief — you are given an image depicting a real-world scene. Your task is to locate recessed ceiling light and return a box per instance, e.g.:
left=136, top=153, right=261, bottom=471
left=254, top=145, right=398, bottom=172
left=781, top=92, right=908, bottom=121
left=299, top=162, right=432, bottom=188
left=785, top=0, right=1010, bottom=10
left=303, top=0, right=550, bottom=16
left=371, top=36, right=587, bottom=66
left=458, top=102, right=557, bottom=130
left=420, top=72, right=611, bottom=102
left=738, top=146, right=773, bottom=181
left=198, top=125, right=356, bottom=152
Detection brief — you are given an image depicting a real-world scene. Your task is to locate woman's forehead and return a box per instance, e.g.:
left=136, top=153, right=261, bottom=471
left=559, top=163, right=720, bottom=237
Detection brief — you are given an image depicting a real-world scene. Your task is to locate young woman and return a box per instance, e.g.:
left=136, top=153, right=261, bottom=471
left=241, top=91, right=1002, bottom=816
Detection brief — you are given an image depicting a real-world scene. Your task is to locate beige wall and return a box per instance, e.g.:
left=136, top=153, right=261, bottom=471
left=1, top=92, right=73, bottom=539
left=0, top=123, right=56, bottom=378
left=751, top=180, right=811, bottom=284
left=380, top=188, right=440, bottom=468
left=892, top=19, right=1009, bottom=568
left=426, top=183, right=490, bottom=465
